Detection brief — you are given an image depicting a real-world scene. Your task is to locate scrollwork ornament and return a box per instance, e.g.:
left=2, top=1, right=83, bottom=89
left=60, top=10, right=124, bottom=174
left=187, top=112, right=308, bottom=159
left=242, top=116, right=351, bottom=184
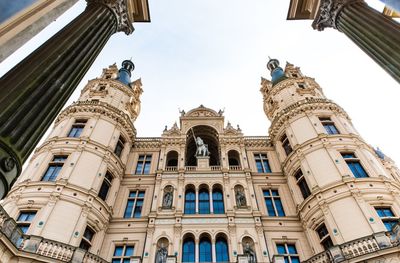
left=312, top=0, right=362, bottom=31
left=87, top=0, right=134, bottom=35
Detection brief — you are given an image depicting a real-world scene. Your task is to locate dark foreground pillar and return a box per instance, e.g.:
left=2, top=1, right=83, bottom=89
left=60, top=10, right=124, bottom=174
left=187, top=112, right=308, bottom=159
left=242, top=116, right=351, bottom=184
left=312, top=0, right=400, bottom=84
left=0, top=0, right=135, bottom=198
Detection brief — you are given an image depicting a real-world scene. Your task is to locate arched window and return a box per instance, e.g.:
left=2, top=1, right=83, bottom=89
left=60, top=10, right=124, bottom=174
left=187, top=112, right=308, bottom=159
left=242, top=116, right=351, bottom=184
left=182, top=236, right=195, bottom=263
left=216, top=235, right=229, bottom=262
left=184, top=187, right=196, bottom=214
left=212, top=187, right=224, bottom=214
left=228, top=150, right=240, bottom=166
left=199, top=236, right=212, bottom=262
left=166, top=150, right=178, bottom=167
left=199, top=187, right=210, bottom=214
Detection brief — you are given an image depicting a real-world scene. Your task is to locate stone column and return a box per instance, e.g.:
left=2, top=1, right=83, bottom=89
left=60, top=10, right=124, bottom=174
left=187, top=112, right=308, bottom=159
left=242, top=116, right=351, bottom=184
left=0, top=0, right=135, bottom=198
left=312, top=0, right=400, bottom=83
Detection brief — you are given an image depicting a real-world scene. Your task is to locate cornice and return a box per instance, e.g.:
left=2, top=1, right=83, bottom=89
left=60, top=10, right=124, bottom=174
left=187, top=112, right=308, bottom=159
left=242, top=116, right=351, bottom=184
left=55, top=100, right=136, bottom=141
left=261, top=77, right=322, bottom=98
left=269, top=98, right=350, bottom=139
left=134, top=137, right=162, bottom=149
left=243, top=136, right=272, bottom=148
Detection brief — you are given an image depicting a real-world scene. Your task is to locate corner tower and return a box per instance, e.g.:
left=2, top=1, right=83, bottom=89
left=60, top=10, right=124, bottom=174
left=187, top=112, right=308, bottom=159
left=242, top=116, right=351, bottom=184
left=261, top=59, right=400, bottom=259
left=1, top=60, right=142, bottom=257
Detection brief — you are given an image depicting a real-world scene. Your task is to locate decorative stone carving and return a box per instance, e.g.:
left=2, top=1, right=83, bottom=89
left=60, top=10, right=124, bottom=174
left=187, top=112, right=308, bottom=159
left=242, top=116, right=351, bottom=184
left=162, top=186, right=173, bottom=209
left=235, top=185, right=247, bottom=208
left=312, top=0, right=362, bottom=31
left=156, top=239, right=169, bottom=263
left=243, top=240, right=257, bottom=263
left=87, top=0, right=134, bottom=35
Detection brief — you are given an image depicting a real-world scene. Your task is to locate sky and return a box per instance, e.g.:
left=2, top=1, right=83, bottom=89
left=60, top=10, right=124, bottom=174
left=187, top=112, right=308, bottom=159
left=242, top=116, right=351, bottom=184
left=0, top=0, right=399, bottom=165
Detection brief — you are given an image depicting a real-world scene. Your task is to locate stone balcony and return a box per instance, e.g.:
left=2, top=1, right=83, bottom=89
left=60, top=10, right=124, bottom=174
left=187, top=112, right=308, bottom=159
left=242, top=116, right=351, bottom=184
left=272, top=228, right=400, bottom=263
left=0, top=205, right=111, bottom=263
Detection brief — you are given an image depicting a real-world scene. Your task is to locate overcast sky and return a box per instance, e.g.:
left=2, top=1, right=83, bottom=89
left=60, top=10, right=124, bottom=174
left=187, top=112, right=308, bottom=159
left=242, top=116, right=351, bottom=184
left=1, top=0, right=399, bottom=164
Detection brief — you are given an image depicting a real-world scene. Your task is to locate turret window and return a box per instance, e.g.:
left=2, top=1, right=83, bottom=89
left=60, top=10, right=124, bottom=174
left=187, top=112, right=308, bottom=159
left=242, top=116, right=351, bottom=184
left=135, top=155, right=151, bottom=174
left=276, top=243, right=300, bottom=263
left=114, top=136, right=125, bottom=158
left=124, top=191, right=145, bottom=218
left=98, top=172, right=113, bottom=201
left=16, top=211, right=36, bottom=234
left=297, top=82, right=306, bottom=89
left=316, top=223, right=333, bottom=250
left=68, top=119, right=87, bottom=137
left=79, top=226, right=95, bottom=250
left=319, top=117, right=339, bottom=135
left=294, top=170, right=311, bottom=199
left=375, top=207, right=398, bottom=231
left=281, top=134, right=293, bottom=156
left=112, top=245, right=134, bottom=263
left=263, top=189, right=285, bottom=216
left=254, top=153, right=271, bottom=173
left=41, top=155, right=67, bottom=181
left=341, top=153, right=368, bottom=178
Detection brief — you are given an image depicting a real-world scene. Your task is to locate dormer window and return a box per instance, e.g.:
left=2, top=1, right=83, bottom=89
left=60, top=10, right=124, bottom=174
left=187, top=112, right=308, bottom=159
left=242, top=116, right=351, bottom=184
left=291, top=72, right=298, bottom=78
left=98, top=85, right=106, bottom=91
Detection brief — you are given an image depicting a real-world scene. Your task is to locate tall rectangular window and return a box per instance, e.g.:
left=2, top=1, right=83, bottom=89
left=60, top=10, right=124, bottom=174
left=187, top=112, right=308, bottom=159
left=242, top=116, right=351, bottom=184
left=16, top=211, right=36, bottom=234
left=341, top=153, right=368, bottom=178
left=135, top=155, right=151, bottom=174
left=263, top=189, right=285, bottom=216
left=98, top=172, right=113, bottom=201
left=281, top=134, right=293, bottom=156
left=276, top=243, right=300, bottom=263
left=375, top=207, right=397, bottom=231
left=112, top=245, right=134, bottom=263
left=68, top=119, right=87, bottom=137
left=294, top=170, right=311, bottom=199
left=254, top=153, right=271, bottom=173
left=124, top=191, right=145, bottom=218
left=79, top=226, right=95, bottom=250
left=319, top=117, right=339, bottom=135
left=316, top=223, right=333, bottom=250
left=114, top=136, right=125, bottom=158
left=41, top=156, right=67, bottom=181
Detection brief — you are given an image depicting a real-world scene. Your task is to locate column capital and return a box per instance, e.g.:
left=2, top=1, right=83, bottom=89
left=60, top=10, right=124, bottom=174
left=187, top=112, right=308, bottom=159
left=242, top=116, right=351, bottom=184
left=312, top=0, right=363, bottom=31
left=87, top=0, right=135, bottom=35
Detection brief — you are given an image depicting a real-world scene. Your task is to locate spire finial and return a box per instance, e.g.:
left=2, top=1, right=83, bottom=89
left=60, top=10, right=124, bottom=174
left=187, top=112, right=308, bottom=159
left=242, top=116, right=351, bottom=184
left=117, top=59, right=135, bottom=86
left=266, top=57, right=287, bottom=85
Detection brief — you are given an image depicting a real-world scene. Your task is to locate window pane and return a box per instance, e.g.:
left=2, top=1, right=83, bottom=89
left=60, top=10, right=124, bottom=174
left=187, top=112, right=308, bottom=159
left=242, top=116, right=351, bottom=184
left=199, top=190, right=210, bottom=214
left=113, top=246, right=123, bottom=256
left=185, top=191, right=196, bottom=214
left=18, top=225, right=29, bottom=234
left=98, top=180, right=110, bottom=201
left=122, top=259, right=130, bottom=263
left=216, top=238, right=229, bottom=262
left=135, top=163, right=143, bottom=174
left=143, top=161, right=151, bottom=174
left=265, top=198, right=276, bottom=216
left=134, top=200, right=143, bottom=218
left=287, top=244, right=297, bottom=254
left=182, top=239, right=195, bottom=262
left=199, top=238, right=212, bottom=262
left=256, top=161, right=263, bottom=173
left=291, top=257, right=300, bottom=263
left=275, top=199, right=285, bottom=216
left=112, top=260, right=120, bottom=263
left=124, top=200, right=134, bottom=218
left=125, top=246, right=134, bottom=256
left=263, top=160, right=271, bottom=173
left=138, top=191, right=145, bottom=198
left=277, top=244, right=286, bottom=254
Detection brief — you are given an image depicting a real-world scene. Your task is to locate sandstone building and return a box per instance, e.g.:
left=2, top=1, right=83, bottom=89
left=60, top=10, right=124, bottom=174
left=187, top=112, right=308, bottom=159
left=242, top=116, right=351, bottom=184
left=0, top=59, right=399, bottom=263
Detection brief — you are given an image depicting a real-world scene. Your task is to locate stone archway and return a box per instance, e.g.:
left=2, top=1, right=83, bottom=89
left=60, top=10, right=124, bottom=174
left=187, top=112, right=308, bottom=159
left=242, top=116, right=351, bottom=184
left=185, top=125, right=220, bottom=166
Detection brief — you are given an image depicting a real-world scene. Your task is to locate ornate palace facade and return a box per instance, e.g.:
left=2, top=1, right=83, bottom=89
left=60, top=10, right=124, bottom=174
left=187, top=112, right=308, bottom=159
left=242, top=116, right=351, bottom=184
left=0, top=59, right=400, bottom=263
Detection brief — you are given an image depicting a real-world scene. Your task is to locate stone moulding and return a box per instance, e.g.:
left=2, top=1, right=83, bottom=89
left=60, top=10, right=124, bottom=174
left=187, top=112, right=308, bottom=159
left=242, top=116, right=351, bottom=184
left=269, top=98, right=350, bottom=140
left=55, top=100, right=136, bottom=141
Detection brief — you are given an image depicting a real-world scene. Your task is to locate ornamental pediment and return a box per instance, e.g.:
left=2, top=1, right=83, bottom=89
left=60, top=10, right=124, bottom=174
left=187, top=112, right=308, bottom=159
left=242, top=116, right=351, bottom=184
left=183, top=105, right=223, bottom=118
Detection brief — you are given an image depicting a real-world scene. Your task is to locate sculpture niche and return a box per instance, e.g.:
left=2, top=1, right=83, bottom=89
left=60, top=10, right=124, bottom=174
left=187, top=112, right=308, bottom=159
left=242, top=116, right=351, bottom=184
left=162, top=186, right=173, bottom=209
left=243, top=242, right=257, bottom=263
left=155, top=241, right=168, bottom=263
left=235, top=185, right=247, bottom=208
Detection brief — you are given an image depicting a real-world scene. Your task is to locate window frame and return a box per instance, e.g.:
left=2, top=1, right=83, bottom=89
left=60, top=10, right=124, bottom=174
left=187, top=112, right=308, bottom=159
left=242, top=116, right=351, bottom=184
left=341, top=152, right=369, bottom=178
left=281, top=134, right=293, bottom=156
left=276, top=243, right=300, bottom=263
left=263, top=189, right=285, bottom=217
left=123, top=190, right=145, bottom=218
left=135, top=154, right=152, bottom=174
left=16, top=211, right=36, bottom=234
left=315, top=223, right=333, bottom=250
left=254, top=153, right=272, bottom=173
left=68, top=119, right=87, bottom=138
left=114, top=136, right=125, bottom=158
left=79, top=225, right=96, bottom=251
left=319, top=117, right=340, bottom=135
left=184, top=188, right=196, bottom=214
left=375, top=207, right=398, bottom=231
left=112, top=244, right=135, bottom=263
left=294, top=169, right=311, bottom=199
left=41, top=155, right=68, bottom=181
left=98, top=172, right=113, bottom=201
